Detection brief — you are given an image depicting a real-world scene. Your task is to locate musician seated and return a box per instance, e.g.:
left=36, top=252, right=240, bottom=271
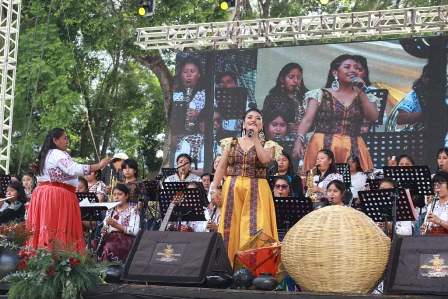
left=99, top=184, right=140, bottom=262
left=0, top=181, right=26, bottom=224
left=326, top=180, right=346, bottom=206
left=167, top=182, right=208, bottom=232
left=164, top=154, right=201, bottom=183
left=419, top=172, right=448, bottom=235
left=378, top=178, right=412, bottom=236
left=272, top=176, right=291, bottom=198
left=206, top=187, right=222, bottom=232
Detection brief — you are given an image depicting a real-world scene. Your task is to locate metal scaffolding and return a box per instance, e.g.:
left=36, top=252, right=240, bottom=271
left=136, top=5, right=448, bottom=50
left=0, top=0, right=21, bottom=173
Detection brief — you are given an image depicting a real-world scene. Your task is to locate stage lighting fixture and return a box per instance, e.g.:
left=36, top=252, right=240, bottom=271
left=220, top=0, right=235, bottom=11
left=138, top=0, right=154, bottom=17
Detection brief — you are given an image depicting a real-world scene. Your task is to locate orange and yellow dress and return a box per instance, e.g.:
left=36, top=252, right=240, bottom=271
left=218, top=137, right=282, bottom=265
left=303, top=89, right=375, bottom=172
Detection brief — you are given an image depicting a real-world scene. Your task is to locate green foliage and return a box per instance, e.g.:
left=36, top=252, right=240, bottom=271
left=4, top=248, right=106, bottom=299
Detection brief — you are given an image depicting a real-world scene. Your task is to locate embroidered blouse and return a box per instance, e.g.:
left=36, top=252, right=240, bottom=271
left=174, top=134, right=204, bottom=170
left=88, top=181, right=107, bottom=198
left=103, top=203, right=140, bottom=236
left=304, top=89, right=378, bottom=137
left=164, top=172, right=201, bottom=183
left=37, top=149, right=90, bottom=187
left=220, top=137, right=282, bottom=179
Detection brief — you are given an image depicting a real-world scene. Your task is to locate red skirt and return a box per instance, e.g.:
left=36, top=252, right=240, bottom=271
left=26, top=183, right=85, bottom=253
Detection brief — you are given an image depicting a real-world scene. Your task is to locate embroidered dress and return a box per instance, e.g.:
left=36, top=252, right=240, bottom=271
left=27, top=149, right=90, bottom=252
left=303, top=89, right=375, bottom=172
left=174, top=134, right=205, bottom=169
left=100, top=203, right=140, bottom=262
left=88, top=181, right=107, bottom=201
left=218, top=137, right=282, bottom=266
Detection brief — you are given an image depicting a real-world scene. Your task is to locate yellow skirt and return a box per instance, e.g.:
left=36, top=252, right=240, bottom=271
left=303, top=133, right=373, bottom=172
left=218, top=176, right=278, bottom=266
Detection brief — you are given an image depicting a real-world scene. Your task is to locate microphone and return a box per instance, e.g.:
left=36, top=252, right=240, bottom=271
left=350, top=76, right=366, bottom=90
left=247, top=129, right=254, bottom=138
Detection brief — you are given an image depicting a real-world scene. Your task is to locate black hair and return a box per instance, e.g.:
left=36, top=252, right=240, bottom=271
left=21, top=172, right=36, bottom=189
left=397, top=154, right=415, bottom=166
left=273, top=175, right=290, bottom=186
left=174, top=56, right=204, bottom=91
left=269, top=63, right=308, bottom=98
left=122, top=158, right=139, bottom=178
left=379, top=178, right=397, bottom=189
left=436, top=147, right=448, bottom=158
left=113, top=183, right=130, bottom=196
left=216, top=71, right=238, bottom=85
left=279, top=150, right=295, bottom=176
left=327, top=179, right=346, bottom=192
left=78, top=177, right=88, bottom=192
left=263, top=106, right=295, bottom=131
left=347, top=155, right=363, bottom=172
left=324, top=54, right=358, bottom=88
left=200, top=172, right=212, bottom=180
left=432, top=171, right=448, bottom=185
left=413, top=64, right=431, bottom=106
left=352, top=55, right=372, bottom=86
left=7, top=180, right=27, bottom=203
left=36, top=128, right=66, bottom=175
left=316, top=149, right=337, bottom=177
left=240, top=108, right=267, bottom=140
left=176, top=153, right=192, bottom=164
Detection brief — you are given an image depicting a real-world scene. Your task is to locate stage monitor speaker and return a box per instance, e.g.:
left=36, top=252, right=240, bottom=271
left=384, top=236, right=448, bottom=296
left=122, top=231, right=232, bottom=285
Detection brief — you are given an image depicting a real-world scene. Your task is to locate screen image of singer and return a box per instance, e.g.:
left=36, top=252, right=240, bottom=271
left=168, top=39, right=447, bottom=171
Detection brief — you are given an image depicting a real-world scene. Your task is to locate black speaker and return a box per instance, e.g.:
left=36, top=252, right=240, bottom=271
left=384, top=236, right=448, bottom=295
left=122, top=231, right=232, bottom=285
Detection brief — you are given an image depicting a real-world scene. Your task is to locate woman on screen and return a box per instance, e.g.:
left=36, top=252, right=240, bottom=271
left=262, top=63, right=309, bottom=133
left=210, top=108, right=282, bottom=265
left=172, top=56, right=206, bottom=133
left=292, top=54, right=378, bottom=172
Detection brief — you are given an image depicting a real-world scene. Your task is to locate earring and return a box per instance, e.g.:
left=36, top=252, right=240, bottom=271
left=331, top=74, right=339, bottom=91
left=259, top=130, right=265, bottom=142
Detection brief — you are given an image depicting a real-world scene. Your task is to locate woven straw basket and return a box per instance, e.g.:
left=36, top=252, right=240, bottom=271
left=281, top=205, right=390, bottom=294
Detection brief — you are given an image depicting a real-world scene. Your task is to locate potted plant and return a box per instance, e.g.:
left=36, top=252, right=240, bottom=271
left=0, top=222, right=32, bottom=278
left=4, top=247, right=107, bottom=299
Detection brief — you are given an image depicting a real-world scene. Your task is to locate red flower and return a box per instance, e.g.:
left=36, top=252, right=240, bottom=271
left=16, top=259, right=28, bottom=270
left=46, top=265, right=56, bottom=277
left=18, top=249, right=36, bottom=259
left=69, top=257, right=81, bottom=267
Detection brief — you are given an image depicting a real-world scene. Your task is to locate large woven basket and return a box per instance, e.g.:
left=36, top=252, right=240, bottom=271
left=281, top=206, right=390, bottom=294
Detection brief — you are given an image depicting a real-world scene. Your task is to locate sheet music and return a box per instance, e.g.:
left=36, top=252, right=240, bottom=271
left=79, top=201, right=119, bottom=209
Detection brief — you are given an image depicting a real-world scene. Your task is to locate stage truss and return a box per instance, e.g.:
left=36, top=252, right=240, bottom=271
left=0, top=0, right=21, bottom=174
left=136, top=5, right=448, bottom=50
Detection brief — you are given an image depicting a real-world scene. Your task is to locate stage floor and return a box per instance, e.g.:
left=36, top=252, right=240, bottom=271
left=83, top=284, right=445, bottom=299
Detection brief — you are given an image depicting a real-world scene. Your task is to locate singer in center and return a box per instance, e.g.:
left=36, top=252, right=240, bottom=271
left=292, top=54, right=379, bottom=172
left=211, top=108, right=282, bottom=265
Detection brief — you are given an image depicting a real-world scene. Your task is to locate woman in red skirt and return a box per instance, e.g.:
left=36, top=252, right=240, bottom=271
left=27, top=128, right=109, bottom=253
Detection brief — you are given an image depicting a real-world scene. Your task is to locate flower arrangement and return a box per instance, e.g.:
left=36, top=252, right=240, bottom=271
left=0, top=222, right=32, bottom=249
left=4, top=247, right=107, bottom=299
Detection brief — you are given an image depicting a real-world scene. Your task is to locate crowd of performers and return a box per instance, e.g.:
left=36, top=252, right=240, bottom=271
left=2, top=115, right=448, bottom=271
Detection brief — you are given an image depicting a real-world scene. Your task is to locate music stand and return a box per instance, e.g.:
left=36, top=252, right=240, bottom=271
left=77, top=192, right=106, bottom=252
left=363, top=132, right=424, bottom=169
left=274, top=196, right=312, bottom=239
left=336, top=163, right=351, bottom=188
left=215, top=87, right=247, bottom=119
left=161, top=168, right=177, bottom=178
left=358, top=188, right=415, bottom=239
left=0, top=174, right=11, bottom=198
left=159, top=187, right=207, bottom=229
left=382, top=166, right=433, bottom=197
left=366, top=178, right=382, bottom=190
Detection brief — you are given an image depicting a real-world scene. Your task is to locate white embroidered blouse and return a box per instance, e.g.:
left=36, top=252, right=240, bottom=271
left=103, top=203, right=140, bottom=236
left=37, top=149, right=91, bottom=187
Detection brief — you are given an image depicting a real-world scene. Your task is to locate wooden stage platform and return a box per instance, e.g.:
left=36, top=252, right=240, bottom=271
left=82, top=284, right=445, bottom=299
